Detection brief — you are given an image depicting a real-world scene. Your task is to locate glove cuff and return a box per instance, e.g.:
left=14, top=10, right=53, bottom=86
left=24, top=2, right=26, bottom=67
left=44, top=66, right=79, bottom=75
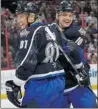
left=13, top=76, right=25, bottom=86
left=75, top=62, right=83, bottom=69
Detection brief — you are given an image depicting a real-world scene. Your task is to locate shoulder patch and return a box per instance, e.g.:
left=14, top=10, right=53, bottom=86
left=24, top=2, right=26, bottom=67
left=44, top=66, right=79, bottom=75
left=78, top=28, right=86, bottom=36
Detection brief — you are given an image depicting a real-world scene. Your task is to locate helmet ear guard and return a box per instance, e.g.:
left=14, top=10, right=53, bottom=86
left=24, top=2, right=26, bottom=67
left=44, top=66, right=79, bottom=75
left=56, top=13, right=59, bottom=20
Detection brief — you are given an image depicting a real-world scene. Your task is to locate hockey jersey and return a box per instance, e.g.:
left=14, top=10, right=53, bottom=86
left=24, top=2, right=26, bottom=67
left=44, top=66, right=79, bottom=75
left=15, top=22, right=43, bottom=66
left=15, top=23, right=65, bottom=81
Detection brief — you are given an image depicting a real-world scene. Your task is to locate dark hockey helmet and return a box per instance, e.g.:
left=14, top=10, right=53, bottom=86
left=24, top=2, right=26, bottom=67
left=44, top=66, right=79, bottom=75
left=15, top=0, right=27, bottom=14
left=16, top=1, right=39, bottom=15
left=57, top=0, right=74, bottom=13
left=24, top=1, right=39, bottom=24
left=24, top=2, right=39, bottom=14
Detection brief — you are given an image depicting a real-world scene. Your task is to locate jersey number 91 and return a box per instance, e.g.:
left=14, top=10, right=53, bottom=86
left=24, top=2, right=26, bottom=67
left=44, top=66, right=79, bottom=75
left=43, top=42, right=59, bottom=63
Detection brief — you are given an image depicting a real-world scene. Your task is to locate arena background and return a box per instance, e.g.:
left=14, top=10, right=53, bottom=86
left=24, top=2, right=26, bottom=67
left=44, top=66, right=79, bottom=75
left=1, top=0, right=98, bottom=107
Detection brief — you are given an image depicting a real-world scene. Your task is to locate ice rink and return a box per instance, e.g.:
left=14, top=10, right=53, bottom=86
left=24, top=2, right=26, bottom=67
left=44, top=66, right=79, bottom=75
left=1, top=90, right=97, bottom=108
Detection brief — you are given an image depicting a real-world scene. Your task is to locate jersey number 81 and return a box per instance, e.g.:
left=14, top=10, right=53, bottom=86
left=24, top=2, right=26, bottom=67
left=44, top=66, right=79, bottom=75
left=20, top=40, right=28, bottom=49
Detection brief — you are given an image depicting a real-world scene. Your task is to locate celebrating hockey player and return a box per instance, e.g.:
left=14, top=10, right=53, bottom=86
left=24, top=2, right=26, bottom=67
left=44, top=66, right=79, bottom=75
left=55, top=0, right=97, bottom=108
left=15, top=1, right=43, bottom=66
left=5, top=0, right=97, bottom=108
left=5, top=1, right=65, bottom=108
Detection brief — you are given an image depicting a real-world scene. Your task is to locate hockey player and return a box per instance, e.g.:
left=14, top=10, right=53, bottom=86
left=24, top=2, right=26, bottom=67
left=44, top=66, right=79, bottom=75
left=55, top=1, right=97, bottom=108
left=5, top=1, right=65, bottom=108
left=15, top=1, right=43, bottom=65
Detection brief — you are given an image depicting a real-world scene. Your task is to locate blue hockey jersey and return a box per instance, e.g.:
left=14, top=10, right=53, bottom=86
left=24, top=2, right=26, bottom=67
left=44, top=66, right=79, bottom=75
left=15, top=23, right=65, bottom=81
left=15, top=22, right=43, bottom=66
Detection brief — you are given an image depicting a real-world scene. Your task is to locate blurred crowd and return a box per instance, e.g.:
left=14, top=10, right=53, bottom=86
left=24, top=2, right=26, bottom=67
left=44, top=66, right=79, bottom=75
left=1, top=0, right=98, bottom=69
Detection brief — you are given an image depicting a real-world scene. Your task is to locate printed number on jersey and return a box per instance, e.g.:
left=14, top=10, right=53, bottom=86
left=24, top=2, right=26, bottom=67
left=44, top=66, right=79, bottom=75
left=20, top=40, right=28, bottom=49
left=75, top=37, right=83, bottom=46
left=43, top=42, right=59, bottom=63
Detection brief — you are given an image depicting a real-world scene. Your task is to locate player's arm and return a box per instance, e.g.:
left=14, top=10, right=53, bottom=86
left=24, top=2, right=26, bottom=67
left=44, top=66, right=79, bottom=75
left=68, top=26, right=89, bottom=66
left=5, top=27, right=41, bottom=107
left=15, top=28, right=40, bottom=82
left=62, top=39, right=90, bottom=87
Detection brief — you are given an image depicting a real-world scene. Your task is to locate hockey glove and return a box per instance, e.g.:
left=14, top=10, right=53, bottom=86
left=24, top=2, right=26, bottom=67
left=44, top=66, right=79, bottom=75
left=64, top=41, right=90, bottom=87
left=74, top=65, right=90, bottom=87
left=5, top=80, right=22, bottom=107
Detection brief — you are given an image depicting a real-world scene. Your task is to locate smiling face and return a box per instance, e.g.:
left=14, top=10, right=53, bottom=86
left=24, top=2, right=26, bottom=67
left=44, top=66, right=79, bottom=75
left=58, top=12, right=73, bottom=29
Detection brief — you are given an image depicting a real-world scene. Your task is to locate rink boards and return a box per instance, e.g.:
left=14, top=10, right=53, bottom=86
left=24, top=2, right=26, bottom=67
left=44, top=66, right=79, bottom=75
left=1, top=64, right=97, bottom=99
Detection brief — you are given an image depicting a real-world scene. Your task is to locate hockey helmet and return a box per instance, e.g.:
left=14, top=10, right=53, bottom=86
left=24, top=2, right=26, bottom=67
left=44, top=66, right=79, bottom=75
left=24, top=2, right=39, bottom=15
left=57, top=0, right=74, bottom=14
left=15, top=0, right=27, bottom=14
left=16, top=1, right=39, bottom=15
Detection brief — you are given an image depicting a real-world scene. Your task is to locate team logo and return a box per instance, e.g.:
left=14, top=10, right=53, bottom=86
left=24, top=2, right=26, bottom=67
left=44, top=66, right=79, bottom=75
left=46, top=32, right=56, bottom=41
left=53, top=32, right=56, bottom=40
left=20, top=29, right=30, bottom=37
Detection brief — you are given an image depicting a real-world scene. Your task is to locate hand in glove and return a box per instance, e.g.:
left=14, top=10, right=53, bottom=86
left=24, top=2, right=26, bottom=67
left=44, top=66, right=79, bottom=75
left=75, top=65, right=90, bottom=87
left=5, top=80, right=22, bottom=107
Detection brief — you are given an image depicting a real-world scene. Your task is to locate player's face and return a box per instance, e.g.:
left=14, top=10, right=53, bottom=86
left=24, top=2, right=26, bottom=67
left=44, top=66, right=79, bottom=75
left=28, top=13, right=35, bottom=24
left=17, top=14, right=28, bottom=29
left=58, top=12, right=73, bottom=29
